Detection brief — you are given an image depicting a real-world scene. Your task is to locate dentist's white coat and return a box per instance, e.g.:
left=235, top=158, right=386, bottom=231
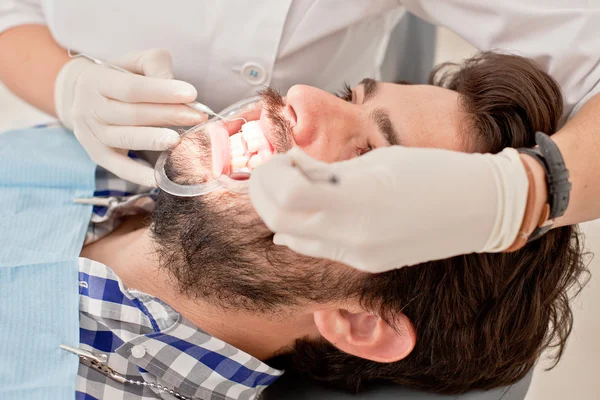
left=1, top=0, right=598, bottom=114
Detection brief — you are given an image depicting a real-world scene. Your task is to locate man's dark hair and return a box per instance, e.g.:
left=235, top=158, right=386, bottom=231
left=279, top=52, right=589, bottom=393
left=152, top=52, right=589, bottom=395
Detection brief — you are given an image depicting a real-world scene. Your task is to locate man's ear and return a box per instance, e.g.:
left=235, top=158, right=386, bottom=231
left=313, top=308, right=415, bottom=363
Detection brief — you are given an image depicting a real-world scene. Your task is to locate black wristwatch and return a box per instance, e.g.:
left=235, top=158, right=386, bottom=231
left=517, top=132, right=571, bottom=241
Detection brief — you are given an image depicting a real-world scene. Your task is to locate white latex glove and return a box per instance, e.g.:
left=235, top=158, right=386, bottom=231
left=55, top=49, right=205, bottom=186
left=249, top=146, right=529, bottom=273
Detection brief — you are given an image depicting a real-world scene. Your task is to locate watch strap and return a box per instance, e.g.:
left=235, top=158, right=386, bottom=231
left=517, top=132, right=571, bottom=242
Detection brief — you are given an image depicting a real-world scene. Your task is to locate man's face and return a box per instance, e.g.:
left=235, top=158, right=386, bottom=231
left=154, top=80, right=469, bottom=312
left=260, top=80, right=470, bottom=163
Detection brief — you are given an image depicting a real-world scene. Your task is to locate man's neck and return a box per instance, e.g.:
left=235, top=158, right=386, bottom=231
left=80, top=221, right=318, bottom=361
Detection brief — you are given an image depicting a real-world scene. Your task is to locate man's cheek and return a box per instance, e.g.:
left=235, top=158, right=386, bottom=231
left=301, top=140, right=356, bottom=164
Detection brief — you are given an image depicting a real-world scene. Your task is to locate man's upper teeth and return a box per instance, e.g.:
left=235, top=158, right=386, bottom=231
left=229, top=133, right=247, bottom=157
left=227, top=121, right=271, bottom=172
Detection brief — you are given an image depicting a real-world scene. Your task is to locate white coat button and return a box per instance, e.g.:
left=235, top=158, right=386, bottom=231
left=131, top=345, right=146, bottom=358
left=240, top=62, right=267, bottom=85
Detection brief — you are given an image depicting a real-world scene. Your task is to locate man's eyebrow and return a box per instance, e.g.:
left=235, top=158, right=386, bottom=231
left=371, top=108, right=400, bottom=146
left=359, top=78, right=379, bottom=102
left=357, top=78, right=401, bottom=146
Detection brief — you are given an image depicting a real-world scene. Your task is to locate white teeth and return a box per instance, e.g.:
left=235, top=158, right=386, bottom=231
left=246, top=138, right=261, bottom=153
left=229, top=133, right=247, bottom=157
left=229, top=121, right=272, bottom=172
left=248, top=154, right=262, bottom=169
left=241, top=120, right=263, bottom=140
left=231, top=146, right=246, bottom=158
left=231, top=156, right=250, bottom=169
left=229, top=132, right=244, bottom=146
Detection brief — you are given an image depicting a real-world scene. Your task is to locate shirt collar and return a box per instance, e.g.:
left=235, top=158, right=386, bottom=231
left=115, top=316, right=283, bottom=400
left=81, top=245, right=284, bottom=400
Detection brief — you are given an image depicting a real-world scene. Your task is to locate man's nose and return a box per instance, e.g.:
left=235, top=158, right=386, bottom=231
left=285, top=85, right=358, bottom=162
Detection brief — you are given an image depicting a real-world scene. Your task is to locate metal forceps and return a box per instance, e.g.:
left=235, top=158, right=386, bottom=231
left=73, top=192, right=156, bottom=208
left=67, top=49, right=218, bottom=117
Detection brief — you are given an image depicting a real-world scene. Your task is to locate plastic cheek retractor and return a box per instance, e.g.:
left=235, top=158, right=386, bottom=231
left=154, top=96, right=263, bottom=197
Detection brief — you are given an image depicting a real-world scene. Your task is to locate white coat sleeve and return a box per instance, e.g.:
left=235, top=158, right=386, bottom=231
left=0, top=0, right=45, bottom=35
left=401, top=0, right=600, bottom=118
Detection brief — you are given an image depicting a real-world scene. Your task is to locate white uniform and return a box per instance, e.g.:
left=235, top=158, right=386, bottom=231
left=0, top=0, right=598, bottom=115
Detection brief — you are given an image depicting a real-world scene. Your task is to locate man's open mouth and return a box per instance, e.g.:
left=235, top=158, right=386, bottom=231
left=210, top=91, right=296, bottom=178
left=228, top=120, right=274, bottom=171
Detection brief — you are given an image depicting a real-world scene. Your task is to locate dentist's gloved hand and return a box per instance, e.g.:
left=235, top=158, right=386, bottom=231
left=249, top=146, right=529, bottom=273
left=54, top=49, right=206, bottom=186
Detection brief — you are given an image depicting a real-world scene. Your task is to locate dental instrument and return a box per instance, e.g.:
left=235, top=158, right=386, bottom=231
left=73, top=192, right=157, bottom=207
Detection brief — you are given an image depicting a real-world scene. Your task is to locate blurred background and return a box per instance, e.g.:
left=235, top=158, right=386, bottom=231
left=0, top=25, right=598, bottom=400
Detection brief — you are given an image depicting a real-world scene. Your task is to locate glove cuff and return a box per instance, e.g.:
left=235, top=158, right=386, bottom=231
left=54, top=57, right=93, bottom=130
left=480, top=148, right=529, bottom=253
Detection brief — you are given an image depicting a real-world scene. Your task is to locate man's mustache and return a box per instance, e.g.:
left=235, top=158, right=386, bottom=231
left=259, top=87, right=294, bottom=153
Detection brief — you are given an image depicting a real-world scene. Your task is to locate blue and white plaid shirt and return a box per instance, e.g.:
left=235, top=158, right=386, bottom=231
left=76, top=158, right=283, bottom=400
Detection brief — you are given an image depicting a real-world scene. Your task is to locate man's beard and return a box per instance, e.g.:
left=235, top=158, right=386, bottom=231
left=150, top=86, right=362, bottom=313
left=150, top=184, right=382, bottom=391
left=150, top=188, right=361, bottom=313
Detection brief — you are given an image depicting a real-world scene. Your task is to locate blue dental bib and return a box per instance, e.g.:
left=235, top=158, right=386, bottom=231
left=0, top=127, right=96, bottom=399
